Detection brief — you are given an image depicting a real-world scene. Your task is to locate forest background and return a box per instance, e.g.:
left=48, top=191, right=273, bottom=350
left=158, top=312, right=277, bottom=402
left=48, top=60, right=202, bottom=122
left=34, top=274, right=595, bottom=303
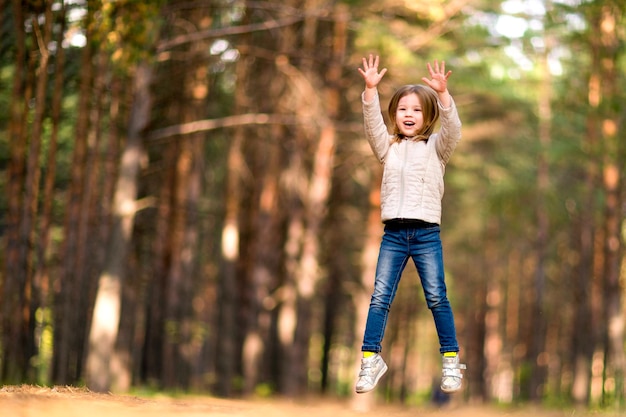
left=1, top=0, right=625, bottom=413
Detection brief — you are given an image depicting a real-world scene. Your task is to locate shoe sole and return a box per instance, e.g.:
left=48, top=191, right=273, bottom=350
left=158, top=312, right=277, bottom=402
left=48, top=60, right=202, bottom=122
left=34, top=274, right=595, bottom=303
left=440, top=384, right=462, bottom=393
left=355, top=363, right=388, bottom=394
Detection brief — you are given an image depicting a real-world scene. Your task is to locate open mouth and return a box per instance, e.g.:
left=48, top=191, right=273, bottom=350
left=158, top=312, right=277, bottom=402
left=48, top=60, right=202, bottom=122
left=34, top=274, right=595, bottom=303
left=403, top=121, right=415, bottom=127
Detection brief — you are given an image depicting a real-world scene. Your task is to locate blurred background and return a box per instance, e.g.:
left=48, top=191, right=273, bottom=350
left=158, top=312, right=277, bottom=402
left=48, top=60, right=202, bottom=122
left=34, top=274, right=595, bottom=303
left=0, top=0, right=625, bottom=411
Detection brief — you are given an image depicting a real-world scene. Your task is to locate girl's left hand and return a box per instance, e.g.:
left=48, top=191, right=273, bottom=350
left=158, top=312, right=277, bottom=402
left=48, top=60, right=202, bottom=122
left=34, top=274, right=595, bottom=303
left=422, top=60, right=451, bottom=94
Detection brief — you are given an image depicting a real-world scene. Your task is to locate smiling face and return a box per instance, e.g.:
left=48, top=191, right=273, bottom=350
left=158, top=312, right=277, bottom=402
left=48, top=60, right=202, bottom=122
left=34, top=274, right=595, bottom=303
left=388, top=85, right=440, bottom=141
left=395, top=93, right=424, bottom=138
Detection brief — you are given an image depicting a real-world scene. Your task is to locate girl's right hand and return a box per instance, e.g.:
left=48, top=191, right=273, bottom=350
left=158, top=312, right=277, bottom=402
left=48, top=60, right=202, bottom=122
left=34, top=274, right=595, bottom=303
left=358, top=54, right=387, bottom=89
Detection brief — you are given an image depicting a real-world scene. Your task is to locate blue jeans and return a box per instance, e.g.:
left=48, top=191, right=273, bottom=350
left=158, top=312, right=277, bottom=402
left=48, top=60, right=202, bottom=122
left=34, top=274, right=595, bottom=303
left=361, top=223, right=459, bottom=354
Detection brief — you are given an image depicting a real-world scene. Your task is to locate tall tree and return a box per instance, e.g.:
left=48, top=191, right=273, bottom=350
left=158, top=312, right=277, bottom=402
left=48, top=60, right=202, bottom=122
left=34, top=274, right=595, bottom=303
left=34, top=2, right=67, bottom=382
left=159, top=1, right=210, bottom=389
left=213, top=7, right=248, bottom=393
left=52, top=1, right=96, bottom=384
left=590, top=0, right=625, bottom=407
left=238, top=11, right=281, bottom=394
left=22, top=0, right=54, bottom=383
left=86, top=62, right=154, bottom=392
left=284, top=2, right=348, bottom=395
left=571, top=0, right=603, bottom=404
left=349, top=170, right=383, bottom=411
left=527, top=16, right=554, bottom=403
left=2, top=0, right=32, bottom=383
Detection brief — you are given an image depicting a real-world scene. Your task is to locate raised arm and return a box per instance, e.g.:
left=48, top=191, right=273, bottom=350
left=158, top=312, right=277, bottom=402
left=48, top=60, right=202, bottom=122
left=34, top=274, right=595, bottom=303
left=422, top=60, right=461, bottom=163
left=358, top=54, right=387, bottom=102
left=421, top=60, right=452, bottom=108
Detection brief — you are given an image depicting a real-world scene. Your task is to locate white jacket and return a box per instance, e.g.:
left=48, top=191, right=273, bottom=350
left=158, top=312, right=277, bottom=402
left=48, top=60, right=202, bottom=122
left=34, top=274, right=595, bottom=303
left=363, top=91, right=461, bottom=224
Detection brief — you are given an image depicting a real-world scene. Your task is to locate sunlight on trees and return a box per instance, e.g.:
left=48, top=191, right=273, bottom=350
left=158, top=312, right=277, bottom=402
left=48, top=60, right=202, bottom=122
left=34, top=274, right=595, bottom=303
left=0, top=0, right=624, bottom=411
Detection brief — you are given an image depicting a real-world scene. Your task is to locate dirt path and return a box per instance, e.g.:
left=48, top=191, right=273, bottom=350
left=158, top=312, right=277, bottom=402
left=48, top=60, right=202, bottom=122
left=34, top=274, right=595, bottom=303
left=0, top=385, right=604, bottom=417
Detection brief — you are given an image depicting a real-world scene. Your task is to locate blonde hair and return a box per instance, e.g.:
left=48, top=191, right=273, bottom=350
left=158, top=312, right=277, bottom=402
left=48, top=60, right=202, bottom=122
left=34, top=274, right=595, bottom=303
left=388, top=84, right=440, bottom=142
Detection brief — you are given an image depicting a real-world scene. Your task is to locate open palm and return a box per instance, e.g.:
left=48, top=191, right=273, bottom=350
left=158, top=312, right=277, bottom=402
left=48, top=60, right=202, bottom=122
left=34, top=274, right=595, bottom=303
left=358, top=54, right=387, bottom=89
left=422, top=60, right=451, bottom=94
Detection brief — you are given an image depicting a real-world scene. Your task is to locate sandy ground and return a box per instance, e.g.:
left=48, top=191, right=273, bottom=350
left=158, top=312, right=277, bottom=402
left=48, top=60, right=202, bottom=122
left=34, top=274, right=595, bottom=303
left=0, top=385, right=612, bottom=417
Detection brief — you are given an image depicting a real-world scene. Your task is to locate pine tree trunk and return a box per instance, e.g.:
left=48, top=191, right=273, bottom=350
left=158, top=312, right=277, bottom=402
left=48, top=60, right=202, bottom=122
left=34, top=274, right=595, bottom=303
left=141, top=141, right=176, bottom=385
left=598, top=11, right=624, bottom=406
left=86, top=62, right=153, bottom=392
left=215, top=131, right=244, bottom=396
left=570, top=50, right=601, bottom=405
left=350, top=170, right=382, bottom=411
left=242, top=121, right=284, bottom=394
left=528, top=36, right=553, bottom=403
left=21, top=0, right=54, bottom=382
left=575, top=5, right=606, bottom=405
left=283, top=3, right=347, bottom=395
left=2, top=0, right=30, bottom=383
left=34, top=3, right=67, bottom=382
left=52, top=4, right=95, bottom=384
left=483, top=219, right=504, bottom=401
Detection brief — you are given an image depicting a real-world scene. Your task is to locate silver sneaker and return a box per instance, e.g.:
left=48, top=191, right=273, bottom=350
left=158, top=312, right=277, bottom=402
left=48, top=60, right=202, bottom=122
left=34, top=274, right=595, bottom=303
left=355, top=354, right=388, bottom=394
left=441, top=354, right=466, bottom=393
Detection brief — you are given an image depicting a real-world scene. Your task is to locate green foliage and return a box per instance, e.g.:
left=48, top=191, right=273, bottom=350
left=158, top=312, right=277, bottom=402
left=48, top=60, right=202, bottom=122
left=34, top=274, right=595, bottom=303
left=32, top=308, right=54, bottom=385
left=93, top=0, right=166, bottom=71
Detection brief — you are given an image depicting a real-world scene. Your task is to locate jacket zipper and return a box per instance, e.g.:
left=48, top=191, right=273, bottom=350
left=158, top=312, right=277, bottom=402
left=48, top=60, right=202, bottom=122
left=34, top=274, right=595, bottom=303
left=396, top=141, right=408, bottom=218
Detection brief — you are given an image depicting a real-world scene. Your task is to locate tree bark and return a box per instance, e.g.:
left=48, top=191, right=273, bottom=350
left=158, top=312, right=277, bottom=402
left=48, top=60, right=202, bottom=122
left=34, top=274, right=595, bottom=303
left=242, top=124, right=284, bottom=394
left=215, top=131, right=244, bottom=396
left=279, top=2, right=347, bottom=395
left=52, top=3, right=95, bottom=384
left=141, top=141, right=175, bottom=386
left=483, top=219, right=504, bottom=402
left=595, top=2, right=625, bottom=406
left=570, top=29, right=602, bottom=406
left=21, top=0, right=54, bottom=382
left=527, top=33, right=553, bottom=403
left=241, top=114, right=285, bottom=394
left=350, top=169, right=382, bottom=411
left=2, top=0, right=29, bottom=383
left=34, top=1, right=67, bottom=382
left=86, top=62, right=153, bottom=392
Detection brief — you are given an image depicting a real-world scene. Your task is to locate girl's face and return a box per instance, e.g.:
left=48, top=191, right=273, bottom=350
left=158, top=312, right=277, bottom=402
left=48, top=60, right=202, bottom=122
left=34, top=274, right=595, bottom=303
left=395, top=93, right=424, bottom=137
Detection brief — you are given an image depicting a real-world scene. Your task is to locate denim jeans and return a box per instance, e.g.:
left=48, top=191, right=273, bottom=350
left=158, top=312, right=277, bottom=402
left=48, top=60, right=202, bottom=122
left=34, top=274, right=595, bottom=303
left=361, top=223, right=459, bottom=354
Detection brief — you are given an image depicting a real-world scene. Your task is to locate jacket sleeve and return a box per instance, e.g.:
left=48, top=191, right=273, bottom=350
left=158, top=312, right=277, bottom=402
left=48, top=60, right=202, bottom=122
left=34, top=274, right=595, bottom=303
left=362, top=91, right=391, bottom=164
left=435, top=95, right=462, bottom=165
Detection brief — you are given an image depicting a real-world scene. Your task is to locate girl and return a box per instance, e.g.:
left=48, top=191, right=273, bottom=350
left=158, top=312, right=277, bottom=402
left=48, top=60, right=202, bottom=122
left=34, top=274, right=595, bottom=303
left=355, top=55, right=466, bottom=394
